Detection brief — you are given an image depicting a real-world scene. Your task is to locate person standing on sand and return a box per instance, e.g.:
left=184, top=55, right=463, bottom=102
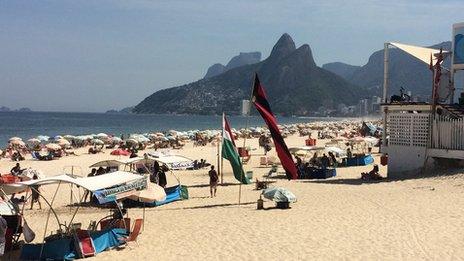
left=208, top=165, right=218, bottom=197
left=30, top=174, right=41, bottom=210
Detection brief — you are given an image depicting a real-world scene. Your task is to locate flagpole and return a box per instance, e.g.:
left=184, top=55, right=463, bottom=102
left=217, top=136, right=220, bottom=185
left=238, top=73, right=256, bottom=206
left=221, top=113, right=224, bottom=185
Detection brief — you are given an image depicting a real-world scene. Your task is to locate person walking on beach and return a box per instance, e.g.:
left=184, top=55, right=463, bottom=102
left=30, top=174, right=41, bottom=210
left=208, top=165, right=218, bottom=197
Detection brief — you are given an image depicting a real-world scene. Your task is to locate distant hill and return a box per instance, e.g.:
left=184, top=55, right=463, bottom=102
left=134, top=34, right=365, bottom=116
left=0, top=106, right=32, bottom=112
left=106, top=106, right=134, bottom=114
left=204, top=52, right=261, bottom=78
left=0, top=106, right=11, bottom=112
left=322, top=62, right=361, bottom=80
left=326, top=41, right=451, bottom=99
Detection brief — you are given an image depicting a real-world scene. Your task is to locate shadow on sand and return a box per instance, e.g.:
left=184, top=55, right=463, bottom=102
left=298, top=167, right=464, bottom=186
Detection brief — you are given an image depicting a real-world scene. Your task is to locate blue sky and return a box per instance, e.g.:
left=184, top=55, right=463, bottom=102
left=0, top=0, right=462, bottom=112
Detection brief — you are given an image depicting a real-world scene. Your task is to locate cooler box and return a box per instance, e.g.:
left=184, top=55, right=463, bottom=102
left=305, top=138, right=316, bottom=146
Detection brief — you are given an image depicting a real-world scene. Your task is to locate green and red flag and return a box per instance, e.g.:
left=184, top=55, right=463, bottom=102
left=222, top=113, right=251, bottom=184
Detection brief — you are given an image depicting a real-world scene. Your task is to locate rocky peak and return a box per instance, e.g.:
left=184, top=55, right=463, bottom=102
left=268, top=33, right=296, bottom=61
left=204, top=52, right=261, bottom=79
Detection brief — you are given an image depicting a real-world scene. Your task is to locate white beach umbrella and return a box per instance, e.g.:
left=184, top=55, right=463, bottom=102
left=92, top=139, right=104, bottom=145
left=9, top=137, right=22, bottom=142
left=111, top=137, right=122, bottom=143
left=57, top=139, right=70, bottom=147
left=46, top=143, right=61, bottom=150
left=37, top=135, right=50, bottom=142
left=96, top=133, right=108, bottom=139
left=64, top=135, right=76, bottom=140
left=10, top=140, right=25, bottom=146
left=126, top=138, right=138, bottom=144
left=27, top=138, right=41, bottom=144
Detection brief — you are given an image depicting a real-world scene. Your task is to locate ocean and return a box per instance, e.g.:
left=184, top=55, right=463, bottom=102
left=0, top=111, right=339, bottom=146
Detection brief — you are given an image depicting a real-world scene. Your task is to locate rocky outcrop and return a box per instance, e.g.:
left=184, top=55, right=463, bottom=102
left=204, top=52, right=261, bottom=78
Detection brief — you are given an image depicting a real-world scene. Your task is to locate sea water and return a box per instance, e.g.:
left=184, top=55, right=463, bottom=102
left=0, top=111, right=339, bottom=145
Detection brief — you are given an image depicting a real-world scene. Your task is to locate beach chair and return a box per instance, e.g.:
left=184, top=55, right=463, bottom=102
left=119, top=218, right=143, bottom=247
left=73, top=229, right=96, bottom=258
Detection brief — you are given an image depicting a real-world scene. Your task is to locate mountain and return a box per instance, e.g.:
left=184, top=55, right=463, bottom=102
left=204, top=64, right=226, bottom=79
left=134, top=34, right=365, bottom=116
left=105, top=106, right=134, bottom=114
left=333, top=41, right=452, bottom=98
left=0, top=106, right=11, bottom=112
left=204, top=52, right=261, bottom=78
left=322, top=62, right=361, bottom=80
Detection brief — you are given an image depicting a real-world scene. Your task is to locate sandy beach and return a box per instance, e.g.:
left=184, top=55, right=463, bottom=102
left=1, top=130, right=464, bottom=260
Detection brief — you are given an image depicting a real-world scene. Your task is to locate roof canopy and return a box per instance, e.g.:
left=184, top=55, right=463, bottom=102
left=390, top=42, right=450, bottom=65
left=1, top=171, right=147, bottom=196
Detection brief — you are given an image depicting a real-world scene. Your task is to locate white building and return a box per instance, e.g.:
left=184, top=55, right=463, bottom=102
left=241, top=100, right=250, bottom=116
left=381, top=22, right=464, bottom=178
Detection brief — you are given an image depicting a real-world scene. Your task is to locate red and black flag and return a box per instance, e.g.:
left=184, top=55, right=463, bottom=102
left=429, top=48, right=444, bottom=105
left=251, top=73, right=299, bottom=180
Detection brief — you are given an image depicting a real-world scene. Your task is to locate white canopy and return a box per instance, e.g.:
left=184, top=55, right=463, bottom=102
left=390, top=42, right=450, bottom=65
left=89, top=159, right=129, bottom=168
left=1, top=171, right=146, bottom=195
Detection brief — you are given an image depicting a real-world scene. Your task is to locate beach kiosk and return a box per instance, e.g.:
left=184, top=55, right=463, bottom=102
left=380, top=22, right=464, bottom=178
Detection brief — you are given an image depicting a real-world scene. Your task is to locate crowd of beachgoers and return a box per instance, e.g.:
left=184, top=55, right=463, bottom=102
left=0, top=120, right=382, bottom=164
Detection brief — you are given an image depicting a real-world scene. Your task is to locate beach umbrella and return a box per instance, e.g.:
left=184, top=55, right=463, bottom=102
left=92, top=139, right=104, bottom=145
left=96, top=133, right=108, bottom=139
left=63, top=135, right=76, bottom=140
left=27, top=138, right=41, bottom=144
left=325, top=146, right=346, bottom=157
left=9, top=137, right=22, bottom=142
left=111, top=137, right=122, bottom=143
left=57, top=139, right=70, bottom=147
left=262, top=187, right=297, bottom=203
left=53, top=135, right=63, bottom=140
left=125, top=138, right=138, bottom=145
left=10, top=140, right=25, bottom=146
left=37, top=135, right=50, bottom=142
left=46, top=143, right=61, bottom=150
left=128, top=181, right=166, bottom=203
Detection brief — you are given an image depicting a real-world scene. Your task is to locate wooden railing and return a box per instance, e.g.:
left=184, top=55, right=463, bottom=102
left=432, top=116, right=464, bottom=150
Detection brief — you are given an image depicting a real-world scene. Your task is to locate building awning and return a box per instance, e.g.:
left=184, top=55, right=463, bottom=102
left=390, top=42, right=450, bottom=65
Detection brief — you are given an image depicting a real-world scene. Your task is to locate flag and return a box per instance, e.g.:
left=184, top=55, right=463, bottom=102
left=430, top=48, right=444, bottom=105
left=251, top=73, right=299, bottom=180
left=222, top=113, right=251, bottom=184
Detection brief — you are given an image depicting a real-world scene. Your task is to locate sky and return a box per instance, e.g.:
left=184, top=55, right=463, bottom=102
left=0, top=0, right=462, bottom=112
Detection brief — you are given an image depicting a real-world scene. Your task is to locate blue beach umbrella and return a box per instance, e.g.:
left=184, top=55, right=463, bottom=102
left=262, top=187, right=297, bottom=203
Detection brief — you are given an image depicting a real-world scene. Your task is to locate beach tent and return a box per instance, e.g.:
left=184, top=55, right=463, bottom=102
left=146, top=152, right=194, bottom=170
left=1, top=172, right=163, bottom=204
left=89, top=159, right=128, bottom=169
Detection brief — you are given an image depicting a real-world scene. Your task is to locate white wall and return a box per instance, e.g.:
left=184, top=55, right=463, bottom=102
left=384, top=145, right=427, bottom=178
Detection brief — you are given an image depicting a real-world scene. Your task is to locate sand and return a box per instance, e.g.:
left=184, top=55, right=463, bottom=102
left=2, top=133, right=464, bottom=260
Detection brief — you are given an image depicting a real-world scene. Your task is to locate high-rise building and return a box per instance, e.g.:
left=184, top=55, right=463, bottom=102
left=241, top=100, right=250, bottom=116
